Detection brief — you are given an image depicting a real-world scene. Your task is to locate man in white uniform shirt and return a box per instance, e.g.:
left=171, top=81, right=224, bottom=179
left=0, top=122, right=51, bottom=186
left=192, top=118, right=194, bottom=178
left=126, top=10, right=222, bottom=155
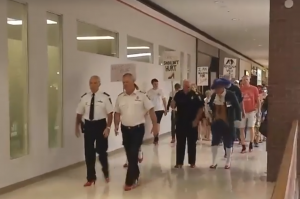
left=147, top=78, right=167, bottom=145
left=75, top=75, right=113, bottom=187
left=114, top=73, right=158, bottom=191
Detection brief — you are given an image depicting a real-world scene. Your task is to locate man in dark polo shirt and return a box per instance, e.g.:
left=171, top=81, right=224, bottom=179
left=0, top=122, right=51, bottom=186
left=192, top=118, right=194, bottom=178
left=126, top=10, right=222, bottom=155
left=171, top=80, right=204, bottom=168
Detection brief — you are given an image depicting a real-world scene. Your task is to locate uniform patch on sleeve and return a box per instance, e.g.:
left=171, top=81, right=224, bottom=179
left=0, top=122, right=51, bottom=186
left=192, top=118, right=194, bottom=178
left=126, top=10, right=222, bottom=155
left=103, top=92, right=110, bottom=96
left=81, top=93, right=87, bottom=98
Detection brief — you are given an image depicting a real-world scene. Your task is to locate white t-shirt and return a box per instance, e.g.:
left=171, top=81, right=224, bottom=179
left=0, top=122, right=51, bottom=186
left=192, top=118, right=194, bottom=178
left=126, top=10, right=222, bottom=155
left=147, top=88, right=165, bottom=111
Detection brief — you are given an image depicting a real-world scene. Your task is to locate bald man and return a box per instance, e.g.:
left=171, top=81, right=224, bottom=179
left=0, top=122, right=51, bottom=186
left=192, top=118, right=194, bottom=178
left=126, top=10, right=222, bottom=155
left=171, top=80, right=204, bottom=168
left=75, top=75, right=113, bottom=186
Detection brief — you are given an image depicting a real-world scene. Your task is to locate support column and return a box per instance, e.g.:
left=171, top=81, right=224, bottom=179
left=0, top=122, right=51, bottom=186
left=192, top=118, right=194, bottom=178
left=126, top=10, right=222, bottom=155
left=267, top=0, right=300, bottom=181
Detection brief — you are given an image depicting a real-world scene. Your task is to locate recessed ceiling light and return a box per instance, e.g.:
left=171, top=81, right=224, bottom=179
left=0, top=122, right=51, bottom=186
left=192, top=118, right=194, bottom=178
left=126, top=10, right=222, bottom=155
left=253, top=39, right=256, bottom=41
left=214, top=1, right=219, bottom=3
left=232, top=18, right=238, bottom=21
left=258, top=44, right=262, bottom=47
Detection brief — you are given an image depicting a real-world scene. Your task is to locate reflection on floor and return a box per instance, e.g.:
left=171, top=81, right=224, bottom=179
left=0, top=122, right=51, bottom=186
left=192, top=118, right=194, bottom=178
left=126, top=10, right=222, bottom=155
left=1, top=137, right=274, bottom=199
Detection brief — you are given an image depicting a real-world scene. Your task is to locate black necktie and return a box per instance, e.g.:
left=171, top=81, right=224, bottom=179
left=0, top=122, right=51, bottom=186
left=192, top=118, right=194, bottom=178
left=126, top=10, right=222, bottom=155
left=89, top=93, right=95, bottom=120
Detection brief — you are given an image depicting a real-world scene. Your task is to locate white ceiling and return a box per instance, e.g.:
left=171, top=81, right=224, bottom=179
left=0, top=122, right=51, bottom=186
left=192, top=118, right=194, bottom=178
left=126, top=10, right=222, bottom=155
left=149, top=0, right=270, bottom=67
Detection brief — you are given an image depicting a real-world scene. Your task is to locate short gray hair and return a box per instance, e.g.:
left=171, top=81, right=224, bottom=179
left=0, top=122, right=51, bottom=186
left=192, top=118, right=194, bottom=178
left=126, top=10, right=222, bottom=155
left=90, top=75, right=101, bottom=83
left=122, top=73, right=136, bottom=81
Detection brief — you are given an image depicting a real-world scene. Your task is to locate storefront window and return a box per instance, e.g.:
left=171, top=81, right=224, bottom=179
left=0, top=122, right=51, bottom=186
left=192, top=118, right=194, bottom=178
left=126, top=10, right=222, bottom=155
left=127, top=36, right=153, bottom=63
left=158, top=45, right=174, bottom=65
left=47, top=12, right=63, bottom=148
left=77, top=21, right=118, bottom=57
left=7, top=0, right=29, bottom=159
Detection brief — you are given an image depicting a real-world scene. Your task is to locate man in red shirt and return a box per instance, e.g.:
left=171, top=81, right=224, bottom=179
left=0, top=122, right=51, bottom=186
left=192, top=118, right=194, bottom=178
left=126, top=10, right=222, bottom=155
left=239, top=75, right=261, bottom=153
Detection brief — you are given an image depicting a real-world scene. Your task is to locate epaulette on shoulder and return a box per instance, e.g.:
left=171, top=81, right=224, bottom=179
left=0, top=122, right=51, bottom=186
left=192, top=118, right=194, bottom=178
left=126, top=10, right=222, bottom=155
left=103, top=92, right=110, bottom=97
left=118, top=92, right=124, bottom=96
left=139, top=91, right=146, bottom=94
left=81, top=93, right=87, bottom=98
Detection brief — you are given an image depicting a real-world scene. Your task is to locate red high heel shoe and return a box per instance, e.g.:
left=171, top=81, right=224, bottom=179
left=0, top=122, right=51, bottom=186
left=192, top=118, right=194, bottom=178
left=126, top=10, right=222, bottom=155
left=209, top=164, right=218, bottom=169
left=241, top=145, right=247, bottom=153
left=225, top=164, right=231, bottom=169
left=83, top=180, right=95, bottom=187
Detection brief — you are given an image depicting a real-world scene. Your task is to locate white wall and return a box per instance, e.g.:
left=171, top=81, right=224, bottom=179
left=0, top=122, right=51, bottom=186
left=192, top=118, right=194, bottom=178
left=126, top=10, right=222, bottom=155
left=0, top=0, right=196, bottom=188
left=239, top=59, right=252, bottom=79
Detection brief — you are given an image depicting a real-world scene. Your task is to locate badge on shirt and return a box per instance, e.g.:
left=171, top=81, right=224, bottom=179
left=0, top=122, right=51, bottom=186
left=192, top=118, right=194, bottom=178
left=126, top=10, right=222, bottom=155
left=135, top=96, right=141, bottom=101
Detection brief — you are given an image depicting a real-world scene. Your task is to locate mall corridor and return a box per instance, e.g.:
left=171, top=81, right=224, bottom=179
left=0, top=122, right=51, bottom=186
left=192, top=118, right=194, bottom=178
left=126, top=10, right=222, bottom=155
left=1, top=137, right=273, bottom=199
left=1, top=0, right=299, bottom=198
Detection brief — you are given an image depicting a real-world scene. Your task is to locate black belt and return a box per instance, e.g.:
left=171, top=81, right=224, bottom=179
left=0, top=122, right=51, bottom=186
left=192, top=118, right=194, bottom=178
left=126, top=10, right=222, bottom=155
left=121, top=123, right=144, bottom=130
left=84, top=118, right=106, bottom=123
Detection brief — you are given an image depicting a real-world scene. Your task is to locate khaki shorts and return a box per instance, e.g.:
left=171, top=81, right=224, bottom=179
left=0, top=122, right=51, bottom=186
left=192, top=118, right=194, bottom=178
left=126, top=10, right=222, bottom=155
left=236, top=111, right=256, bottom=128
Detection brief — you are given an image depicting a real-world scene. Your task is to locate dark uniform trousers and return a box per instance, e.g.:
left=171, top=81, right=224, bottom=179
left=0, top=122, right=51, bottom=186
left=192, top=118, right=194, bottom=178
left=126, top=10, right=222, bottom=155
left=176, top=122, right=198, bottom=165
left=121, top=124, right=145, bottom=186
left=212, top=119, right=234, bottom=148
left=171, top=111, right=177, bottom=139
left=84, top=119, right=109, bottom=181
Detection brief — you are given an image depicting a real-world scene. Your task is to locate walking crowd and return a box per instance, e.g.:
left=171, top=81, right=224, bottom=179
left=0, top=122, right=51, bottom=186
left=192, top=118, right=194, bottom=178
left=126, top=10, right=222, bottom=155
left=75, top=73, right=268, bottom=191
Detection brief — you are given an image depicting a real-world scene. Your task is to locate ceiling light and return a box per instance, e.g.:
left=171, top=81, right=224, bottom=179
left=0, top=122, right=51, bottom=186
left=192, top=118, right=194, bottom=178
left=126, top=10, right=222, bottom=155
left=232, top=18, right=238, bottom=21
left=127, top=53, right=151, bottom=58
left=47, top=20, right=57, bottom=24
left=7, top=18, right=57, bottom=25
left=214, top=1, right=219, bottom=3
left=127, top=46, right=150, bottom=49
left=77, top=36, right=114, bottom=40
left=258, top=44, right=262, bottom=47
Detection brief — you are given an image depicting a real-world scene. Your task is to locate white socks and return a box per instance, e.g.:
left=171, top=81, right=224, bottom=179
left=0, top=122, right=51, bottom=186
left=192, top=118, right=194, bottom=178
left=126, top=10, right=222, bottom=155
left=211, top=146, right=218, bottom=165
left=225, top=148, right=232, bottom=165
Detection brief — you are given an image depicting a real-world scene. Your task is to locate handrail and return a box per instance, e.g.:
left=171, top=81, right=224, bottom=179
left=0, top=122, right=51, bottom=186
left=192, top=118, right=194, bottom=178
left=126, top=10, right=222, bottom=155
left=271, top=120, right=298, bottom=199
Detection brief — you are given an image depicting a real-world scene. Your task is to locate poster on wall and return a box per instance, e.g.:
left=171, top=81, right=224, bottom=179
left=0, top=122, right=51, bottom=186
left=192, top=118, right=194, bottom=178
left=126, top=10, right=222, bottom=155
left=162, top=51, right=181, bottom=81
left=110, top=63, right=136, bottom=82
left=223, top=58, right=237, bottom=79
left=196, top=66, right=209, bottom=86
left=257, top=69, right=262, bottom=85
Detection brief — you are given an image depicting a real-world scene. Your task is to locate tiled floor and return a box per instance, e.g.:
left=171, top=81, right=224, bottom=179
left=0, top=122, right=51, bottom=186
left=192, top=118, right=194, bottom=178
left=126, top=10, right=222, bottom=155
left=1, top=137, right=274, bottom=199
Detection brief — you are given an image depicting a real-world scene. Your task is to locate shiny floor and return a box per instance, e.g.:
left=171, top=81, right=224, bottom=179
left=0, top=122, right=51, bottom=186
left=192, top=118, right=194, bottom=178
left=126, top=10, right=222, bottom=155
left=1, top=137, right=273, bottom=199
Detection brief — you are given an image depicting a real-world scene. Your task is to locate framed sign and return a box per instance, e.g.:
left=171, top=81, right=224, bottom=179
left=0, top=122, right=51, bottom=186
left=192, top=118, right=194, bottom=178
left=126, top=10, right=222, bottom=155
left=196, top=66, right=209, bottom=86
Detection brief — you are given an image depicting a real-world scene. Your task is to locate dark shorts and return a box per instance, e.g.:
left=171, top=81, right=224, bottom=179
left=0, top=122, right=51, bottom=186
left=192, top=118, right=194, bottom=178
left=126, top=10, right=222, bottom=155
left=155, top=110, right=164, bottom=123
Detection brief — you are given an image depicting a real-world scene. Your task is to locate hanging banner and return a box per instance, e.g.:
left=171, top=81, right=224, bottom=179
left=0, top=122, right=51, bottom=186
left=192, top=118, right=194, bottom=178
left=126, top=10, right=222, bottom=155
left=162, top=51, right=181, bottom=81
left=223, top=58, right=237, bottom=79
left=196, top=66, right=209, bottom=86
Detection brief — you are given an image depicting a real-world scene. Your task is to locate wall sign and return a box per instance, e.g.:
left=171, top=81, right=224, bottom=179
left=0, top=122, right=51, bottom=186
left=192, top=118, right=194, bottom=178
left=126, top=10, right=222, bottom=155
left=110, top=63, right=136, bottom=82
left=163, top=51, right=181, bottom=81
left=223, top=58, right=237, bottom=79
left=196, top=66, right=209, bottom=86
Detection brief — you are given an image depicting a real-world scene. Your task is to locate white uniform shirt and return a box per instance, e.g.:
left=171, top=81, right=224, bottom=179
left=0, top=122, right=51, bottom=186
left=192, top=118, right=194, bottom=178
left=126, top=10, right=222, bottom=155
left=114, top=89, right=154, bottom=126
left=76, top=91, right=113, bottom=121
left=147, top=88, right=165, bottom=111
